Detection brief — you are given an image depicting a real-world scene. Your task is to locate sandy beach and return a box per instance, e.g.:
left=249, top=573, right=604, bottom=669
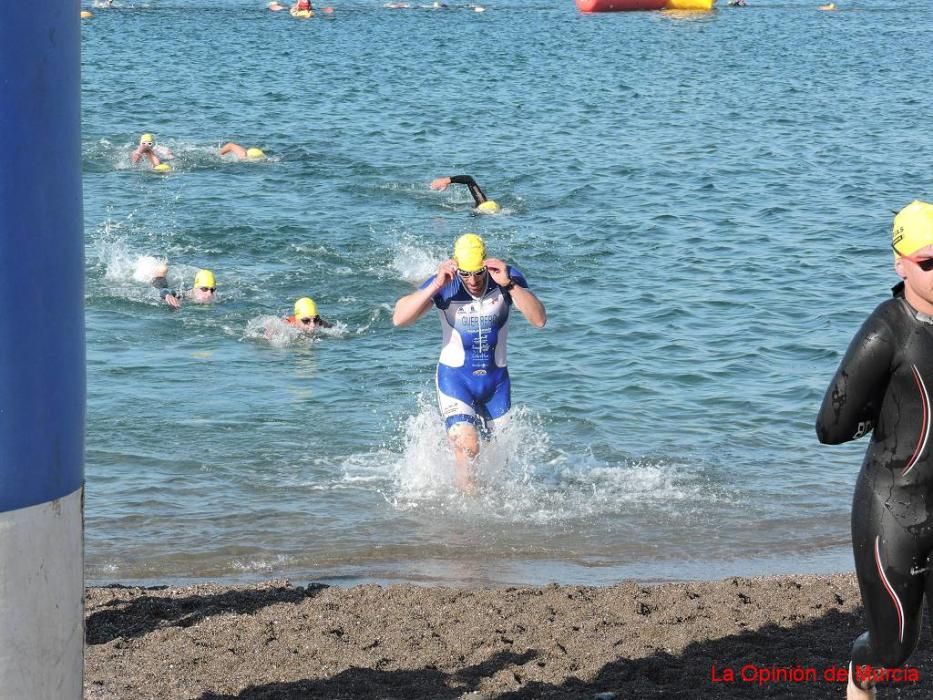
left=83, top=573, right=933, bottom=699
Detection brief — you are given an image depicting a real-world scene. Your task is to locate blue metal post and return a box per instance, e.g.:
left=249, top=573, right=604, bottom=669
left=0, top=0, right=86, bottom=697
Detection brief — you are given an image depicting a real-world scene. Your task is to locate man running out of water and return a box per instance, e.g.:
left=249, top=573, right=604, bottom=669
left=430, top=175, right=501, bottom=214
left=393, top=233, right=546, bottom=491
left=817, top=201, right=933, bottom=700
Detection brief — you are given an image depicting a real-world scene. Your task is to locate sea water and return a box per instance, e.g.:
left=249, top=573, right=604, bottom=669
left=80, top=0, right=933, bottom=585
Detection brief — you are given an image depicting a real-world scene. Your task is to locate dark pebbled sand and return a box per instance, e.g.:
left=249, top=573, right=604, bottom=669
left=84, top=573, right=933, bottom=699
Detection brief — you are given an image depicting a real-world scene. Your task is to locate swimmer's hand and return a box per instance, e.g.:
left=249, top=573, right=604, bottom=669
left=433, top=259, right=458, bottom=290
left=163, top=293, right=181, bottom=309
left=484, top=258, right=510, bottom=286
left=430, top=177, right=452, bottom=191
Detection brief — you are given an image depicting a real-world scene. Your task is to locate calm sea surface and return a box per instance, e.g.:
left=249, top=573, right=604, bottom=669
left=81, top=0, right=933, bottom=586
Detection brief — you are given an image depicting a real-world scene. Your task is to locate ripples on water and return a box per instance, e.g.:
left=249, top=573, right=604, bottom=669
left=81, top=0, right=933, bottom=585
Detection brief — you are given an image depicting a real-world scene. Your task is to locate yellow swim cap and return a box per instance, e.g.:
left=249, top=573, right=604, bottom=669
left=140, top=133, right=154, bottom=145
left=80, top=10, right=93, bottom=18
left=153, top=163, right=172, bottom=173
left=476, top=200, right=501, bottom=214
left=246, top=147, right=266, bottom=159
left=453, top=233, right=486, bottom=272
left=893, top=201, right=933, bottom=257
left=194, top=269, right=216, bottom=288
left=294, top=297, right=318, bottom=319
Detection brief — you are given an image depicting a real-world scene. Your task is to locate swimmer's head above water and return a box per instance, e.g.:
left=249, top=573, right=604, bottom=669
left=139, top=133, right=155, bottom=148
left=192, top=269, right=217, bottom=303
left=475, top=200, right=501, bottom=215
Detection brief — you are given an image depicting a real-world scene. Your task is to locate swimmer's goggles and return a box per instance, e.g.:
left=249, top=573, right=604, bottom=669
left=300, top=316, right=321, bottom=325
left=457, top=267, right=487, bottom=278
left=199, top=286, right=217, bottom=293
left=892, top=244, right=933, bottom=272
left=141, top=141, right=154, bottom=148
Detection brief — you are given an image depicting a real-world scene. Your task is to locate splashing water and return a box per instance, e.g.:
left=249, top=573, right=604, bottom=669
left=383, top=395, right=726, bottom=526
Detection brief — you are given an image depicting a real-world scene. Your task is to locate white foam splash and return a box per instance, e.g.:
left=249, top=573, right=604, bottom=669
left=390, top=239, right=444, bottom=283
left=244, top=315, right=312, bottom=348
left=243, top=315, right=349, bottom=347
left=377, top=394, right=726, bottom=524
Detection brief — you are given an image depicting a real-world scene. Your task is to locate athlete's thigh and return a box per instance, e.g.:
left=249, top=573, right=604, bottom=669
left=852, top=486, right=926, bottom=659
left=436, top=365, right=478, bottom=429
left=480, top=369, right=511, bottom=422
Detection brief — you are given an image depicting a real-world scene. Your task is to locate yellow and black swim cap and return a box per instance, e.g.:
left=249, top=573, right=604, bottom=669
left=893, top=201, right=933, bottom=257
left=194, top=269, right=216, bottom=288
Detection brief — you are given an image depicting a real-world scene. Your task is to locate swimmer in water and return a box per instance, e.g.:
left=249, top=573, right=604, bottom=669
left=285, top=297, right=332, bottom=330
left=393, top=233, right=546, bottom=492
left=430, top=175, right=501, bottom=214
left=727, top=0, right=746, bottom=6
left=131, top=133, right=174, bottom=170
left=817, top=201, right=933, bottom=700
left=268, top=0, right=286, bottom=9
left=150, top=266, right=218, bottom=309
left=219, top=142, right=266, bottom=160
left=290, top=0, right=313, bottom=15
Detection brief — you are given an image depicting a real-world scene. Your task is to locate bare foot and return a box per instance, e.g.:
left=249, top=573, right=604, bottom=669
left=847, top=673, right=876, bottom=700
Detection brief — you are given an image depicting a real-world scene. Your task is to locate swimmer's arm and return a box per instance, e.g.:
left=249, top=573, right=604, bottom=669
left=151, top=277, right=180, bottom=308
left=393, top=282, right=442, bottom=327
left=816, top=314, right=895, bottom=444
left=508, top=284, right=546, bottom=328
left=131, top=148, right=142, bottom=164
left=449, top=175, right=487, bottom=206
left=393, top=261, right=457, bottom=326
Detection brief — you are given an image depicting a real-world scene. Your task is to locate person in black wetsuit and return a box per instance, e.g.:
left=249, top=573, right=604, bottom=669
left=817, top=200, right=933, bottom=700
left=430, top=175, right=501, bottom=214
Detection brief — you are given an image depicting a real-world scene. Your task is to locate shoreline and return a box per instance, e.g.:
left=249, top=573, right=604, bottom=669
left=85, top=572, right=933, bottom=699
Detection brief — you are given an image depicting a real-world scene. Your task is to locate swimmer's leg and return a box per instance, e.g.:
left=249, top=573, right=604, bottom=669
left=447, top=422, right=480, bottom=492
left=849, top=482, right=926, bottom=695
left=436, top=366, right=479, bottom=492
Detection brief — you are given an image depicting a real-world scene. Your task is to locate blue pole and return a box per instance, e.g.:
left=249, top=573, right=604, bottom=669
left=0, top=0, right=85, bottom=696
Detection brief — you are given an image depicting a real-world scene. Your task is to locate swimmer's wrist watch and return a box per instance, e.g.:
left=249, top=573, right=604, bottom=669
left=502, top=279, right=515, bottom=291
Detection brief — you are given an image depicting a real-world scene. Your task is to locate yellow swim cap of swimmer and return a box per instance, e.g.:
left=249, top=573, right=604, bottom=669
left=453, top=233, right=486, bottom=272
left=194, top=269, right=216, bottom=288
left=153, top=163, right=172, bottom=173
left=246, top=147, right=265, bottom=159
left=893, top=201, right=933, bottom=257
left=140, top=133, right=154, bottom=145
left=476, top=200, right=501, bottom=215
left=294, top=297, right=318, bottom=319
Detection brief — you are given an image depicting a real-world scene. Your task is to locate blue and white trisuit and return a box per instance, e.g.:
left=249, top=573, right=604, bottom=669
left=419, top=266, right=529, bottom=431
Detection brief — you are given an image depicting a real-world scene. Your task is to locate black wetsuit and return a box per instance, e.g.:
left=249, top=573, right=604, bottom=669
left=448, top=175, right=488, bottom=207
left=817, top=284, right=933, bottom=675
